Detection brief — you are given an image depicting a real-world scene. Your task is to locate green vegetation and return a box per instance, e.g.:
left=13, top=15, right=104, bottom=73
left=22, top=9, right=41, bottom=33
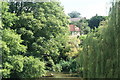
left=88, top=14, right=106, bottom=29
left=1, top=1, right=72, bottom=78
left=78, top=1, right=120, bottom=78
left=68, top=11, right=81, bottom=18
left=1, top=0, right=120, bottom=79
left=69, top=17, right=90, bottom=35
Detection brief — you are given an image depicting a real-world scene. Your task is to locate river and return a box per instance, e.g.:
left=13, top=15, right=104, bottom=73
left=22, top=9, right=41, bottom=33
left=44, top=71, right=81, bottom=78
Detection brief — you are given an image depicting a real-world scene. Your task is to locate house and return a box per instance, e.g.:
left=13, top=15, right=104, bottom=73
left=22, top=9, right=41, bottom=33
left=69, top=18, right=81, bottom=22
left=68, top=17, right=87, bottom=36
left=69, top=24, right=80, bottom=36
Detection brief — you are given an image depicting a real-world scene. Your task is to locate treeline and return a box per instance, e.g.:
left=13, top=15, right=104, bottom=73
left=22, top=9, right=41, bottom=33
left=1, top=1, right=78, bottom=78
left=78, top=1, right=120, bottom=78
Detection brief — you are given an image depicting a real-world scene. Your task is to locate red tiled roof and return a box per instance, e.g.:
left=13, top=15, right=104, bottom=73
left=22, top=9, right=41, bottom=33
left=69, top=25, right=75, bottom=31
left=69, top=25, right=80, bottom=32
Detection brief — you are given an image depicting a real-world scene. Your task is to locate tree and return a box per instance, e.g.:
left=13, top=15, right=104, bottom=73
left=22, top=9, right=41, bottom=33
left=68, top=11, right=81, bottom=18
left=1, top=28, right=27, bottom=61
left=8, top=2, right=35, bottom=16
left=0, top=28, right=26, bottom=78
left=88, top=14, right=106, bottom=29
left=2, top=1, right=81, bottom=78
left=78, top=1, right=120, bottom=78
left=7, top=55, right=45, bottom=78
left=4, top=1, right=70, bottom=71
left=2, top=2, right=19, bottom=29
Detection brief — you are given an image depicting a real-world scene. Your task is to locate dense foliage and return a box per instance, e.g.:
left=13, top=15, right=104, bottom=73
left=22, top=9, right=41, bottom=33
left=1, top=28, right=46, bottom=78
left=78, top=1, right=120, bottom=78
left=1, top=0, right=119, bottom=79
left=1, top=1, right=74, bottom=78
left=88, top=14, right=106, bottom=29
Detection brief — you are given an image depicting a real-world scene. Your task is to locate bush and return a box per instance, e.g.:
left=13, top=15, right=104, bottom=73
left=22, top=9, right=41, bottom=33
left=59, top=59, right=77, bottom=73
left=53, top=64, right=62, bottom=72
left=2, top=55, right=46, bottom=78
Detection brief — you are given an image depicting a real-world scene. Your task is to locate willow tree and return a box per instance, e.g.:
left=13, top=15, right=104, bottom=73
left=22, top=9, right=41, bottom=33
left=78, top=0, right=120, bottom=78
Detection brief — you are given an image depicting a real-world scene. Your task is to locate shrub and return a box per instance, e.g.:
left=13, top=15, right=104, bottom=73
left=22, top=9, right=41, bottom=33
left=2, top=55, right=46, bottom=78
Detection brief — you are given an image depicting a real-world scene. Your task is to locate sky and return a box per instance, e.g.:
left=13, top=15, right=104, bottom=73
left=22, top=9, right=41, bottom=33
left=59, top=0, right=112, bottom=19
